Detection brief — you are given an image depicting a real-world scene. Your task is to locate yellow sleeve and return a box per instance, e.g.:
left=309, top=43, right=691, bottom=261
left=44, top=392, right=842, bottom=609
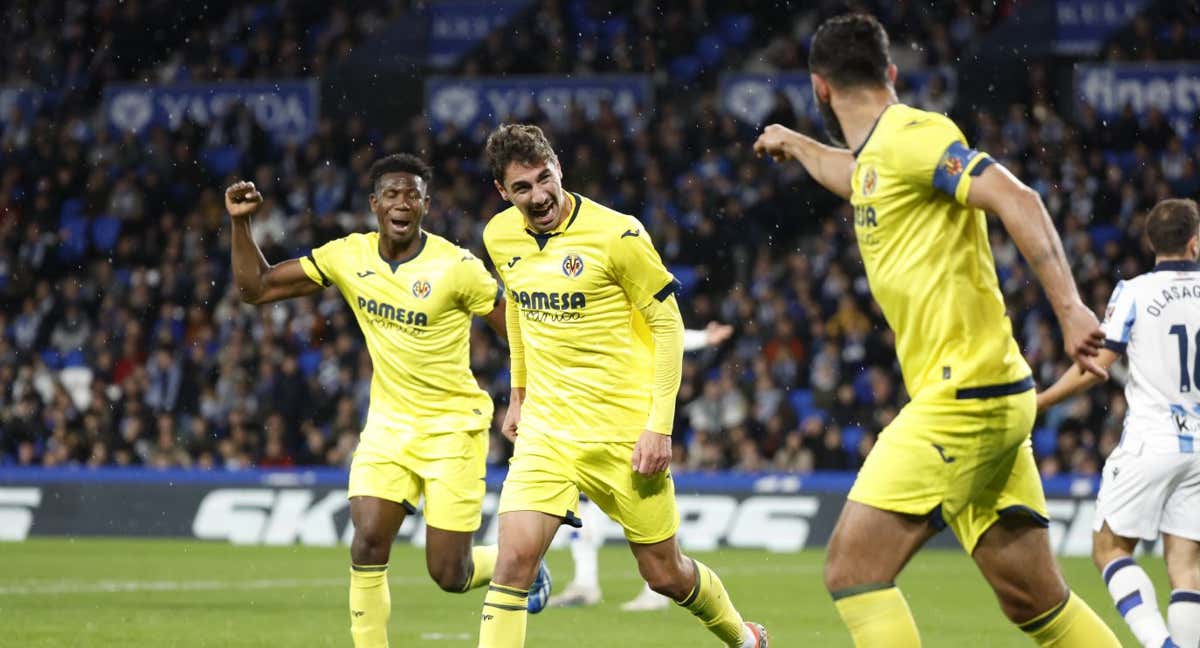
left=608, top=218, right=678, bottom=308
left=609, top=219, right=682, bottom=435
left=454, top=251, right=500, bottom=316
left=504, top=284, right=525, bottom=389
left=892, top=117, right=994, bottom=205
left=636, top=294, right=683, bottom=435
left=298, top=237, right=342, bottom=287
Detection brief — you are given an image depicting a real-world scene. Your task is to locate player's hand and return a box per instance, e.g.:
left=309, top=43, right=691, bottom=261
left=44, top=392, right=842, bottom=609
left=500, top=394, right=522, bottom=442
left=631, top=430, right=672, bottom=475
left=225, top=181, right=263, bottom=218
left=1060, top=302, right=1108, bottom=380
left=704, top=321, right=733, bottom=346
left=753, top=124, right=799, bottom=162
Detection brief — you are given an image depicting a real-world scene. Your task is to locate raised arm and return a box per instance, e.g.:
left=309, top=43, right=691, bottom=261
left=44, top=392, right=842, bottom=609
left=965, top=165, right=1107, bottom=379
left=1037, top=349, right=1120, bottom=412
left=753, top=123, right=855, bottom=199
left=225, top=181, right=324, bottom=305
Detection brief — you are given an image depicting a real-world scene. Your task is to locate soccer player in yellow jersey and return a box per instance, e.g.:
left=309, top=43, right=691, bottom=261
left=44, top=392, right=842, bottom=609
left=474, top=124, right=767, bottom=648
left=753, top=13, right=1120, bottom=648
left=224, top=154, right=537, bottom=648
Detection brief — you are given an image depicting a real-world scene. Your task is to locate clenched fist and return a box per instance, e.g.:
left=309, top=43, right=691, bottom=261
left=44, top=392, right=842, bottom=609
left=225, top=181, right=263, bottom=218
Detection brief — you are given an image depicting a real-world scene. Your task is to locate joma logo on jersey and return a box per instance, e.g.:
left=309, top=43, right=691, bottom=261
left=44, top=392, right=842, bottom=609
left=356, top=296, right=428, bottom=326
left=562, top=253, right=584, bottom=278
left=510, top=289, right=586, bottom=310
left=854, top=205, right=878, bottom=227
left=412, top=279, right=432, bottom=299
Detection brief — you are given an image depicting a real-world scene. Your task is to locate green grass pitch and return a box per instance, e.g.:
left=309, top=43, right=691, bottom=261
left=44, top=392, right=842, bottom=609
left=1, top=538, right=1155, bottom=646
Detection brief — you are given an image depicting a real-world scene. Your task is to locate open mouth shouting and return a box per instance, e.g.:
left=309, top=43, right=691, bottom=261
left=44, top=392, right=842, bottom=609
left=527, top=199, right=557, bottom=230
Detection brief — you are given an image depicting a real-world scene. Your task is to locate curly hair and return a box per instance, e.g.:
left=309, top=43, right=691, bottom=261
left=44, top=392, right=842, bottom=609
left=368, top=153, right=433, bottom=194
left=484, top=124, right=558, bottom=185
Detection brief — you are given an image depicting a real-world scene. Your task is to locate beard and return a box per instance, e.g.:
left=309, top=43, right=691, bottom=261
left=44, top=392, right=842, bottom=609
left=817, top=96, right=847, bottom=148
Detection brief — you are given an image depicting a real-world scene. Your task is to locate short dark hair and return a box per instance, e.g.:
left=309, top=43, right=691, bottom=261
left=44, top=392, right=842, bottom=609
left=809, top=13, right=892, bottom=89
left=368, top=153, right=433, bottom=194
left=484, top=124, right=558, bottom=185
left=1147, top=198, right=1200, bottom=255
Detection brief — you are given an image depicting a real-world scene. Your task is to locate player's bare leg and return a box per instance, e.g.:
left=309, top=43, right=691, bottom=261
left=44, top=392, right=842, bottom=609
left=972, top=516, right=1120, bottom=646
left=349, top=496, right=408, bottom=648
left=629, top=535, right=767, bottom=647
left=477, top=510, right=561, bottom=648
left=425, top=526, right=497, bottom=594
left=1164, top=533, right=1200, bottom=647
left=824, top=501, right=935, bottom=647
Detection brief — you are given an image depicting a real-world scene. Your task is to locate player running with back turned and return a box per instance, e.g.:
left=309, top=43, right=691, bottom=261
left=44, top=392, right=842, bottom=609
left=1039, top=198, right=1200, bottom=648
left=224, top=153, right=549, bottom=648
left=475, top=123, right=766, bottom=648
left=753, top=13, right=1119, bottom=647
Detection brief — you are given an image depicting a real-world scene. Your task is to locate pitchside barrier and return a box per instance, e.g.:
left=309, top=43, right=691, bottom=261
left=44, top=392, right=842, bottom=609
left=0, top=468, right=1138, bottom=557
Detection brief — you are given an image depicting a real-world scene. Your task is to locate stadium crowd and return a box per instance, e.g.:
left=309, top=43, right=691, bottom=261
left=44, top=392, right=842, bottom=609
left=0, top=1, right=1196, bottom=480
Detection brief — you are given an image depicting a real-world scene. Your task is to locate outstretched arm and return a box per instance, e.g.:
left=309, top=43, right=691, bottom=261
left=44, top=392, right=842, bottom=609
left=1037, top=349, right=1119, bottom=411
left=226, top=181, right=324, bottom=304
left=965, top=165, right=1107, bottom=379
left=753, top=124, right=855, bottom=199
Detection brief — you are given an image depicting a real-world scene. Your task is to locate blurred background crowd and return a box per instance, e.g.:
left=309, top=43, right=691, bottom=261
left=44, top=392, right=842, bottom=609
left=1, top=0, right=1198, bottom=478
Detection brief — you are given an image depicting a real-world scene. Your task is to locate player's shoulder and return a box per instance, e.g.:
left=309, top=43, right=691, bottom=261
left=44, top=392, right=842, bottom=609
left=884, top=104, right=964, bottom=143
left=482, top=205, right=525, bottom=246
left=575, top=193, right=643, bottom=237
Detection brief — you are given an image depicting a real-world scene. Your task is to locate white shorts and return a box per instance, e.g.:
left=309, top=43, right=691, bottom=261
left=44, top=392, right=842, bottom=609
left=1093, top=446, right=1200, bottom=541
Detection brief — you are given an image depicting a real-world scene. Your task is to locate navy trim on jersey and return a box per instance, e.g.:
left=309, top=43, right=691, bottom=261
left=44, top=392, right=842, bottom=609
left=1104, top=338, right=1128, bottom=354
left=654, top=278, right=681, bottom=302
left=852, top=104, right=893, bottom=158
left=955, top=375, right=1034, bottom=400
left=380, top=231, right=427, bottom=273
left=1154, top=260, right=1200, bottom=272
left=997, top=504, right=1050, bottom=527
left=969, top=156, right=994, bottom=177
left=306, top=252, right=332, bottom=287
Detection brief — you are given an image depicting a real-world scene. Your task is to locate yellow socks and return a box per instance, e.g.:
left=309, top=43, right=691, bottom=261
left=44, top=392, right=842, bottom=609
left=478, top=583, right=528, bottom=648
left=676, top=559, right=748, bottom=647
left=349, top=564, right=390, bottom=648
left=1019, top=591, right=1121, bottom=647
left=832, top=583, right=921, bottom=647
left=463, top=545, right=498, bottom=592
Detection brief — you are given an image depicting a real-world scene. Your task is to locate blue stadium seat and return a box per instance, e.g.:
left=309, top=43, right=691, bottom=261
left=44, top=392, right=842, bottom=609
left=718, top=14, right=754, bottom=46
left=90, top=215, right=121, bottom=254
left=58, top=212, right=89, bottom=262
left=841, top=425, right=865, bottom=453
left=224, top=44, right=248, bottom=69
left=297, top=349, right=322, bottom=377
left=1033, top=426, right=1057, bottom=458
left=62, top=350, right=86, bottom=367
left=852, top=369, right=874, bottom=404
left=201, top=146, right=242, bottom=178
left=668, top=264, right=699, bottom=297
left=1089, top=224, right=1123, bottom=251
left=668, top=56, right=702, bottom=84
left=697, top=35, right=725, bottom=67
left=39, top=350, right=61, bottom=369
left=789, top=389, right=817, bottom=420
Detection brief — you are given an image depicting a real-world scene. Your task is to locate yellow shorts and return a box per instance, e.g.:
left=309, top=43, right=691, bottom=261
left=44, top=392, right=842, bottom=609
left=498, top=430, right=679, bottom=545
left=847, top=387, right=1044, bottom=553
left=347, top=427, right=488, bottom=533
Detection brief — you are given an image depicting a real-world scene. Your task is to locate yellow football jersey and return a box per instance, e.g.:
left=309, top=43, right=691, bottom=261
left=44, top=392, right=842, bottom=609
left=850, top=103, right=1032, bottom=401
left=484, top=192, right=679, bottom=441
left=298, top=231, right=497, bottom=437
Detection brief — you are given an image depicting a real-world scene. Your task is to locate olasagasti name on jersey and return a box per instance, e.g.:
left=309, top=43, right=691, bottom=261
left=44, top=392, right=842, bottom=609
left=1146, top=283, right=1200, bottom=317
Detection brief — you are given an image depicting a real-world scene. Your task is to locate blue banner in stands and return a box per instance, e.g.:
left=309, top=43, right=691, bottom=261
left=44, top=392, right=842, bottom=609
left=425, top=75, right=653, bottom=134
left=1055, top=0, right=1146, bottom=55
left=102, top=81, right=319, bottom=142
left=1075, top=63, right=1200, bottom=137
left=428, top=0, right=532, bottom=69
left=719, top=69, right=956, bottom=128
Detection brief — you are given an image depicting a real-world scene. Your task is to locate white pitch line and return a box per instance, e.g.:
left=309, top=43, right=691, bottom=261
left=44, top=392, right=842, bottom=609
left=0, top=563, right=819, bottom=596
left=420, top=633, right=472, bottom=640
